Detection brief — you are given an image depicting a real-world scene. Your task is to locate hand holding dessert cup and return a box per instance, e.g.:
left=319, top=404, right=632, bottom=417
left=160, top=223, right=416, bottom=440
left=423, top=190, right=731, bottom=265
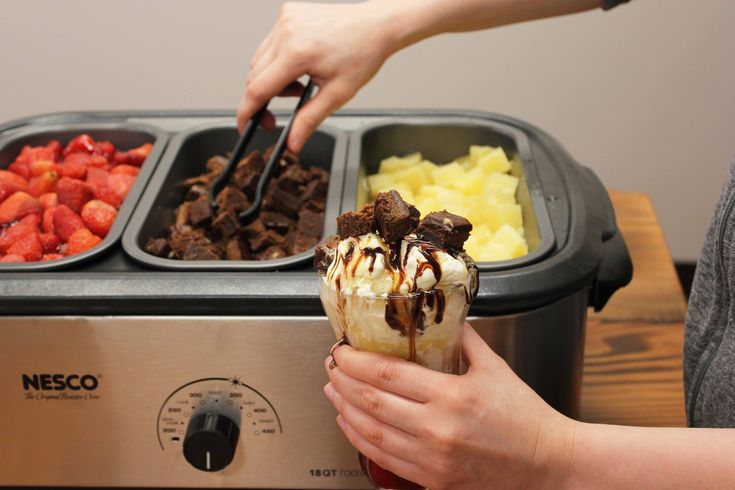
left=316, top=190, right=478, bottom=490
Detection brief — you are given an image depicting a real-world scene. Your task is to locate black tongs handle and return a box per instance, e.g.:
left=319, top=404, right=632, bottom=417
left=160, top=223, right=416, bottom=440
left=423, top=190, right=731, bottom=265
left=208, top=104, right=269, bottom=210
left=243, top=79, right=316, bottom=222
left=209, top=78, right=316, bottom=225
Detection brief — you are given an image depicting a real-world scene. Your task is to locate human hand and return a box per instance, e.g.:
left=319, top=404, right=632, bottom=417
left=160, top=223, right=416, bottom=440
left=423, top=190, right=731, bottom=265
left=238, top=1, right=399, bottom=153
left=324, top=323, right=578, bottom=489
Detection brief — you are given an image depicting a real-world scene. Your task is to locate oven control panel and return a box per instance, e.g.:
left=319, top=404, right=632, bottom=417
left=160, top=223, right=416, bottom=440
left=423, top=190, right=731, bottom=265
left=157, top=377, right=282, bottom=472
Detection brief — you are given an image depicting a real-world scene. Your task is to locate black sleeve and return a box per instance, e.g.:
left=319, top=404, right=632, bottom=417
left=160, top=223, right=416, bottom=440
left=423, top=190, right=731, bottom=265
left=602, top=0, right=630, bottom=10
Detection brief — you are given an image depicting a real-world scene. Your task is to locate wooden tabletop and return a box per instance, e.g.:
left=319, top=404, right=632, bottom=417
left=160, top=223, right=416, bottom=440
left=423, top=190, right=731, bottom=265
left=581, top=191, right=688, bottom=427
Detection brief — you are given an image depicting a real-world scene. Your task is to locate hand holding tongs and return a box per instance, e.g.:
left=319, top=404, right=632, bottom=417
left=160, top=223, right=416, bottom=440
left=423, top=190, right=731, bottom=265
left=208, top=78, right=316, bottom=224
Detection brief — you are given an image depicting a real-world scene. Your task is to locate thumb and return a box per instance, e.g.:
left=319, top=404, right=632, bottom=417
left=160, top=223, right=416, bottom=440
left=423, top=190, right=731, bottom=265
left=288, top=81, right=352, bottom=153
left=461, top=322, right=501, bottom=372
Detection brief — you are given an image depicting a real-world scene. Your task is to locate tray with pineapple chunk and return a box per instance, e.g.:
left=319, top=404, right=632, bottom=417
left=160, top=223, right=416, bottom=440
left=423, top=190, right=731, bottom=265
left=343, top=118, right=556, bottom=271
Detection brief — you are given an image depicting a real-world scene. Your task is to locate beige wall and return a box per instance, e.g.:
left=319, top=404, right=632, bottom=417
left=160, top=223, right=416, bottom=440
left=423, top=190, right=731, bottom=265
left=2, top=0, right=734, bottom=261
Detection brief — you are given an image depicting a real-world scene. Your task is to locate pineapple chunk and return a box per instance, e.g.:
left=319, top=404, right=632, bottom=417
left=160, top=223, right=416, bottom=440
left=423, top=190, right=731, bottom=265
left=455, top=155, right=471, bottom=169
left=392, top=164, right=431, bottom=193
left=490, top=225, right=528, bottom=258
left=486, top=203, right=523, bottom=232
left=486, top=189, right=516, bottom=205
left=432, top=161, right=465, bottom=186
left=463, top=235, right=484, bottom=261
left=485, top=173, right=519, bottom=197
left=367, top=173, right=396, bottom=198
left=378, top=152, right=422, bottom=173
left=470, top=224, right=493, bottom=243
left=415, top=198, right=440, bottom=217
left=478, top=243, right=513, bottom=262
left=419, top=160, right=438, bottom=184
left=469, top=145, right=494, bottom=166
left=477, top=147, right=511, bottom=175
left=451, top=166, right=485, bottom=195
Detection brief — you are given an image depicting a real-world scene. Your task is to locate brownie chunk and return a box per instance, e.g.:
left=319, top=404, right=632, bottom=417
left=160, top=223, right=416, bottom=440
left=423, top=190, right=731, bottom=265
left=249, top=229, right=286, bottom=253
left=277, top=165, right=308, bottom=193
left=243, top=219, right=266, bottom=239
left=261, top=211, right=293, bottom=235
left=415, top=210, right=473, bottom=250
left=263, top=187, right=302, bottom=219
left=297, top=209, right=324, bottom=238
left=168, top=224, right=207, bottom=258
left=215, top=186, right=249, bottom=214
left=185, top=184, right=208, bottom=202
left=183, top=241, right=221, bottom=260
left=374, top=191, right=420, bottom=242
left=189, top=197, right=213, bottom=227
left=337, top=204, right=376, bottom=239
left=175, top=201, right=192, bottom=226
left=238, top=151, right=265, bottom=174
left=258, top=245, right=287, bottom=260
left=144, top=238, right=171, bottom=258
left=212, top=211, right=240, bottom=239
left=314, top=234, right=340, bottom=272
left=225, top=238, right=250, bottom=261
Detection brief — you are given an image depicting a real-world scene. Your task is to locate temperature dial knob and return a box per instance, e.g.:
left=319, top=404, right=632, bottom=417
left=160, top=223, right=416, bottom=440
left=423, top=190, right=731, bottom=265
left=183, top=413, right=240, bottom=472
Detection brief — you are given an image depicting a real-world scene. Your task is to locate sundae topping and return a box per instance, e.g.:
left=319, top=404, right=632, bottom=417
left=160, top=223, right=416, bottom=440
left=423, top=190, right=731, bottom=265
left=337, top=204, right=376, bottom=239
left=374, top=190, right=421, bottom=243
left=319, top=191, right=476, bottom=299
left=415, top=211, right=472, bottom=251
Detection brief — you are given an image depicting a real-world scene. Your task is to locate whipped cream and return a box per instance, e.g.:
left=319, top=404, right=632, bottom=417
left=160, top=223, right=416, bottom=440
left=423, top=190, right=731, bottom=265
left=323, top=232, right=472, bottom=296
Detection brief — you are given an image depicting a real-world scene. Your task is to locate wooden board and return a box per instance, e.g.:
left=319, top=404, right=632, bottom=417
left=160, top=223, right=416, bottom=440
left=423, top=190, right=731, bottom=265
left=581, top=191, right=687, bottom=427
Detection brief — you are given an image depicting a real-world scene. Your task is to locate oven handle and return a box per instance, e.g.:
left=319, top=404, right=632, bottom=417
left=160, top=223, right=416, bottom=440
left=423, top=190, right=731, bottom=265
left=578, top=166, right=634, bottom=311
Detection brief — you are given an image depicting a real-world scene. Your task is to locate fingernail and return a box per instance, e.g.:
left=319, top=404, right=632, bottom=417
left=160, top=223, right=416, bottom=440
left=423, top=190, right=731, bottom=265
left=323, top=383, right=335, bottom=399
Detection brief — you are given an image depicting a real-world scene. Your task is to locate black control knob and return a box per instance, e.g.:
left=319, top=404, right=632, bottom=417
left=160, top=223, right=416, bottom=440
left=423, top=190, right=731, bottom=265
left=183, top=412, right=240, bottom=472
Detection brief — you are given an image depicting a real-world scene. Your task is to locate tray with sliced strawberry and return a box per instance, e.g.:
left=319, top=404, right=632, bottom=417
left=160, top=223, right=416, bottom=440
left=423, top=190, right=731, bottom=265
left=0, top=124, right=166, bottom=270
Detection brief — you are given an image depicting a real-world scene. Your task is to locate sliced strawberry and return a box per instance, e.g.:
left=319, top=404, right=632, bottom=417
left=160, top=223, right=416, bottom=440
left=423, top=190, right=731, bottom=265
left=94, top=141, right=116, bottom=162
left=19, top=213, right=41, bottom=231
left=63, top=134, right=96, bottom=156
left=59, top=160, right=87, bottom=180
left=46, top=140, right=63, bottom=161
left=16, top=145, right=55, bottom=164
left=29, top=159, right=60, bottom=177
left=99, top=173, right=135, bottom=208
left=42, top=253, right=64, bottom=261
left=7, top=232, right=43, bottom=261
left=52, top=205, right=86, bottom=242
left=66, top=228, right=101, bottom=256
left=56, top=177, right=94, bottom=213
left=27, top=171, right=58, bottom=197
left=8, top=161, right=31, bottom=180
left=63, top=152, right=108, bottom=170
left=0, top=254, right=25, bottom=263
left=0, top=169, right=29, bottom=202
left=114, top=143, right=152, bottom=167
left=85, top=167, right=110, bottom=187
left=0, top=191, right=42, bottom=225
left=110, top=164, right=140, bottom=177
left=0, top=221, right=36, bottom=252
left=81, top=199, right=117, bottom=238
left=42, top=206, right=57, bottom=234
left=39, top=193, right=58, bottom=210
left=40, top=232, right=60, bottom=254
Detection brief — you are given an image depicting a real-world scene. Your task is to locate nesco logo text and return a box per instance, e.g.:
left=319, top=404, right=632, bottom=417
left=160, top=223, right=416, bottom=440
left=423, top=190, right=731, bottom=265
left=22, top=374, right=99, bottom=391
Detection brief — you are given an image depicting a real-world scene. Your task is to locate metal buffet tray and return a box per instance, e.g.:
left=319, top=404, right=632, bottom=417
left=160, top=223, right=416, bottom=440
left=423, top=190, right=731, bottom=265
left=0, top=110, right=628, bottom=317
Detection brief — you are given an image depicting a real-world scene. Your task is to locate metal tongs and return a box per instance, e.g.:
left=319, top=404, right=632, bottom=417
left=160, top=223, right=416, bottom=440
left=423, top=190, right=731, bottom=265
left=209, top=78, right=316, bottom=223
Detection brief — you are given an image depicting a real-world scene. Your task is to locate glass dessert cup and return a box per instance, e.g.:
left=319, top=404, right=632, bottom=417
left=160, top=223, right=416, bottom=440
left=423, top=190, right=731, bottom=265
left=319, top=276, right=470, bottom=489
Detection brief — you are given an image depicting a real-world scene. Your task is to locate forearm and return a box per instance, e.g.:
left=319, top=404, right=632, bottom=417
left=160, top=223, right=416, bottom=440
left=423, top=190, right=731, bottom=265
left=567, top=421, right=735, bottom=488
left=373, top=0, right=603, bottom=53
